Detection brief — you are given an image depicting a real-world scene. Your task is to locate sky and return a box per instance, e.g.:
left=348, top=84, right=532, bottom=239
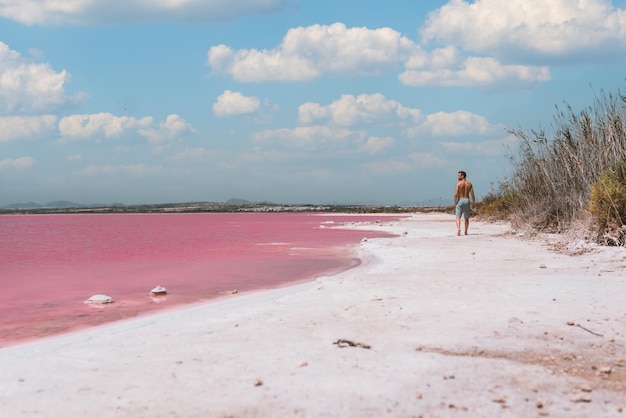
left=1, top=0, right=626, bottom=206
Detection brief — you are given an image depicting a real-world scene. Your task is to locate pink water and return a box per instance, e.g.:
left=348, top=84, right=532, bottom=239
left=0, top=212, right=398, bottom=346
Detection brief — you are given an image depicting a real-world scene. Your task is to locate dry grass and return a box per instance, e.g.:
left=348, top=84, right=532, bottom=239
left=503, top=87, right=626, bottom=244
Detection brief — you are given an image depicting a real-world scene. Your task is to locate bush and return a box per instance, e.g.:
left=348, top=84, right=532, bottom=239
left=477, top=181, right=515, bottom=220
left=506, top=87, right=626, bottom=234
left=588, top=162, right=626, bottom=245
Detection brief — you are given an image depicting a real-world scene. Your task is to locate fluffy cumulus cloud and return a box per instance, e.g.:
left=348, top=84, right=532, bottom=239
left=58, top=113, right=194, bottom=144
left=421, top=0, right=626, bottom=59
left=0, top=115, right=57, bottom=142
left=251, top=125, right=394, bottom=157
left=139, top=114, right=196, bottom=144
left=404, top=110, right=505, bottom=138
left=208, top=21, right=552, bottom=88
left=0, top=42, right=86, bottom=114
left=0, top=156, right=35, bottom=170
left=299, top=93, right=422, bottom=126
left=213, top=90, right=260, bottom=117
left=360, top=136, right=395, bottom=155
left=400, top=56, right=550, bottom=87
left=59, top=113, right=153, bottom=141
left=208, top=22, right=417, bottom=82
left=251, top=126, right=368, bottom=153
left=0, top=0, right=289, bottom=25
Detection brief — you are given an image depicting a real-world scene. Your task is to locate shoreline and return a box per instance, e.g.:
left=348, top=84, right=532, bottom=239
left=1, top=212, right=398, bottom=347
left=1, top=213, right=625, bottom=417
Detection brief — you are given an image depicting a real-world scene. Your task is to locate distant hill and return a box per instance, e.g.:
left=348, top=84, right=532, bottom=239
left=2, top=201, right=102, bottom=209
left=225, top=198, right=277, bottom=206
left=3, top=202, right=43, bottom=209
left=225, top=198, right=253, bottom=206
left=45, top=201, right=88, bottom=208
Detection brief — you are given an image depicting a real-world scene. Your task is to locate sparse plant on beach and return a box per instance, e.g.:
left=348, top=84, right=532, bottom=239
left=503, top=84, right=626, bottom=244
left=475, top=179, right=514, bottom=220
left=588, top=162, right=626, bottom=245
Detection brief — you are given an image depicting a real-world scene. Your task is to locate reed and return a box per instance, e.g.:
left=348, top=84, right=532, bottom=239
left=505, top=86, right=626, bottom=244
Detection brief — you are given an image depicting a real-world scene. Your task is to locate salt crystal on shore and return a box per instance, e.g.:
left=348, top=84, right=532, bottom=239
left=84, top=294, right=114, bottom=304
left=149, top=285, right=167, bottom=295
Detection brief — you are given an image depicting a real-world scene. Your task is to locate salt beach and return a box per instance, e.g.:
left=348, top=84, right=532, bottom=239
left=1, top=213, right=625, bottom=417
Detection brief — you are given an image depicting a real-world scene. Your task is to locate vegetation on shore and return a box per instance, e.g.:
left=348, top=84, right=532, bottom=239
left=0, top=201, right=437, bottom=215
left=484, top=84, right=626, bottom=245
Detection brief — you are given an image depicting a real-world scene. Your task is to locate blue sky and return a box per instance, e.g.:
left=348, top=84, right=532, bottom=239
left=2, top=0, right=626, bottom=206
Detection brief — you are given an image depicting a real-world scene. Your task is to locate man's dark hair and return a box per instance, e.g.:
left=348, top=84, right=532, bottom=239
left=458, top=170, right=467, bottom=178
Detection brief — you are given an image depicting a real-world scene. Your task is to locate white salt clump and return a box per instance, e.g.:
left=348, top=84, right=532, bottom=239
left=149, top=285, right=167, bottom=295
left=84, top=294, right=114, bottom=304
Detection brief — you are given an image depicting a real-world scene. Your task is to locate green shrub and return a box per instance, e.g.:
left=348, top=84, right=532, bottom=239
left=477, top=181, right=515, bottom=220
left=588, top=162, right=626, bottom=245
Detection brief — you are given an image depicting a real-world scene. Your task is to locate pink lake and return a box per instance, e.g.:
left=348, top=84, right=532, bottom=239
left=0, top=212, right=398, bottom=346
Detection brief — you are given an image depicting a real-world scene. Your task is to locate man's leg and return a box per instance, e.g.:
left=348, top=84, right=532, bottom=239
left=456, top=217, right=461, bottom=236
left=464, top=217, right=469, bottom=235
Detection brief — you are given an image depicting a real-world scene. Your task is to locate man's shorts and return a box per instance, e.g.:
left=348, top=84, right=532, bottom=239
left=455, top=198, right=471, bottom=219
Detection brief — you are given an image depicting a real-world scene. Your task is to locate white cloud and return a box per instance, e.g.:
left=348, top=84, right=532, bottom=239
left=251, top=125, right=368, bottom=152
left=421, top=0, right=626, bottom=58
left=404, top=110, right=505, bottom=138
left=213, top=90, right=260, bottom=117
left=251, top=125, right=393, bottom=157
left=209, top=21, right=552, bottom=88
left=58, top=113, right=194, bottom=144
left=0, top=156, right=35, bottom=170
left=0, top=42, right=86, bottom=114
left=75, top=163, right=163, bottom=176
left=0, top=0, right=289, bottom=25
left=139, top=114, right=196, bottom=144
left=59, top=113, right=153, bottom=141
left=208, top=22, right=417, bottom=82
left=299, top=93, right=422, bottom=126
left=360, top=136, right=395, bottom=155
left=400, top=56, right=550, bottom=87
left=0, top=115, right=57, bottom=142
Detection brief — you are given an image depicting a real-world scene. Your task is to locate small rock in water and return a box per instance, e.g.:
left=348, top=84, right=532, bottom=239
left=149, top=285, right=167, bottom=295
left=84, top=294, right=114, bottom=304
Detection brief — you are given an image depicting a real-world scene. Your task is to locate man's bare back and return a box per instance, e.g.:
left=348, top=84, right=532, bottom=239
left=454, top=171, right=476, bottom=236
left=455, top=180, right=474, bottom=201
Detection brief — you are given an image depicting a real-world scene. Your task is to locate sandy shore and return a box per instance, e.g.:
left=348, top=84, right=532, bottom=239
left=1, top=213, right=625, bottom=417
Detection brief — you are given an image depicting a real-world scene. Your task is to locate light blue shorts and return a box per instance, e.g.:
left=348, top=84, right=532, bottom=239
left=455, top=198, right=471, bottom=219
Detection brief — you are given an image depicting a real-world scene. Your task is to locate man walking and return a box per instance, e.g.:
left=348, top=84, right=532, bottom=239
left=454, top=170, right=475, bottom=236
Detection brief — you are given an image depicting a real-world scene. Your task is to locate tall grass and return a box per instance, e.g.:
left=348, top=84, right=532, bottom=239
left=506, top=87, right=626, bottom=240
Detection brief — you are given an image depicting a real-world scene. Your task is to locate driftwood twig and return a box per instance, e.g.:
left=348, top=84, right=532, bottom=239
left=333, top=339, right=371, bottom=349
left=576, top=323, right=603, bottom=337
left=567, top=321, right=603, bottom=338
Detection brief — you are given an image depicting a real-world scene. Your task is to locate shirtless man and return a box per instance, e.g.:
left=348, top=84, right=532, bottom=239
left=454, top=170, right=475, bottom=236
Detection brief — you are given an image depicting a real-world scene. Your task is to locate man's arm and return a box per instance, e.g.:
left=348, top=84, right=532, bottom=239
left=454, top=183, right=459, bottom=205
left=470, top=184, right=476, bottom=207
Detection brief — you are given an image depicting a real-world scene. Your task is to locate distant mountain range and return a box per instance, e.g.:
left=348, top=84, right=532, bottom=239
left=1, top=199, right=257, bottom=209
left=2, top=201, right=100, bottom=209
left=2, top=197, right=430, bottom=210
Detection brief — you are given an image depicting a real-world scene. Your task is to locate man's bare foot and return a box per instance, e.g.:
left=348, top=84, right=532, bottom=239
left=457, top=229, right=461, bottom=236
